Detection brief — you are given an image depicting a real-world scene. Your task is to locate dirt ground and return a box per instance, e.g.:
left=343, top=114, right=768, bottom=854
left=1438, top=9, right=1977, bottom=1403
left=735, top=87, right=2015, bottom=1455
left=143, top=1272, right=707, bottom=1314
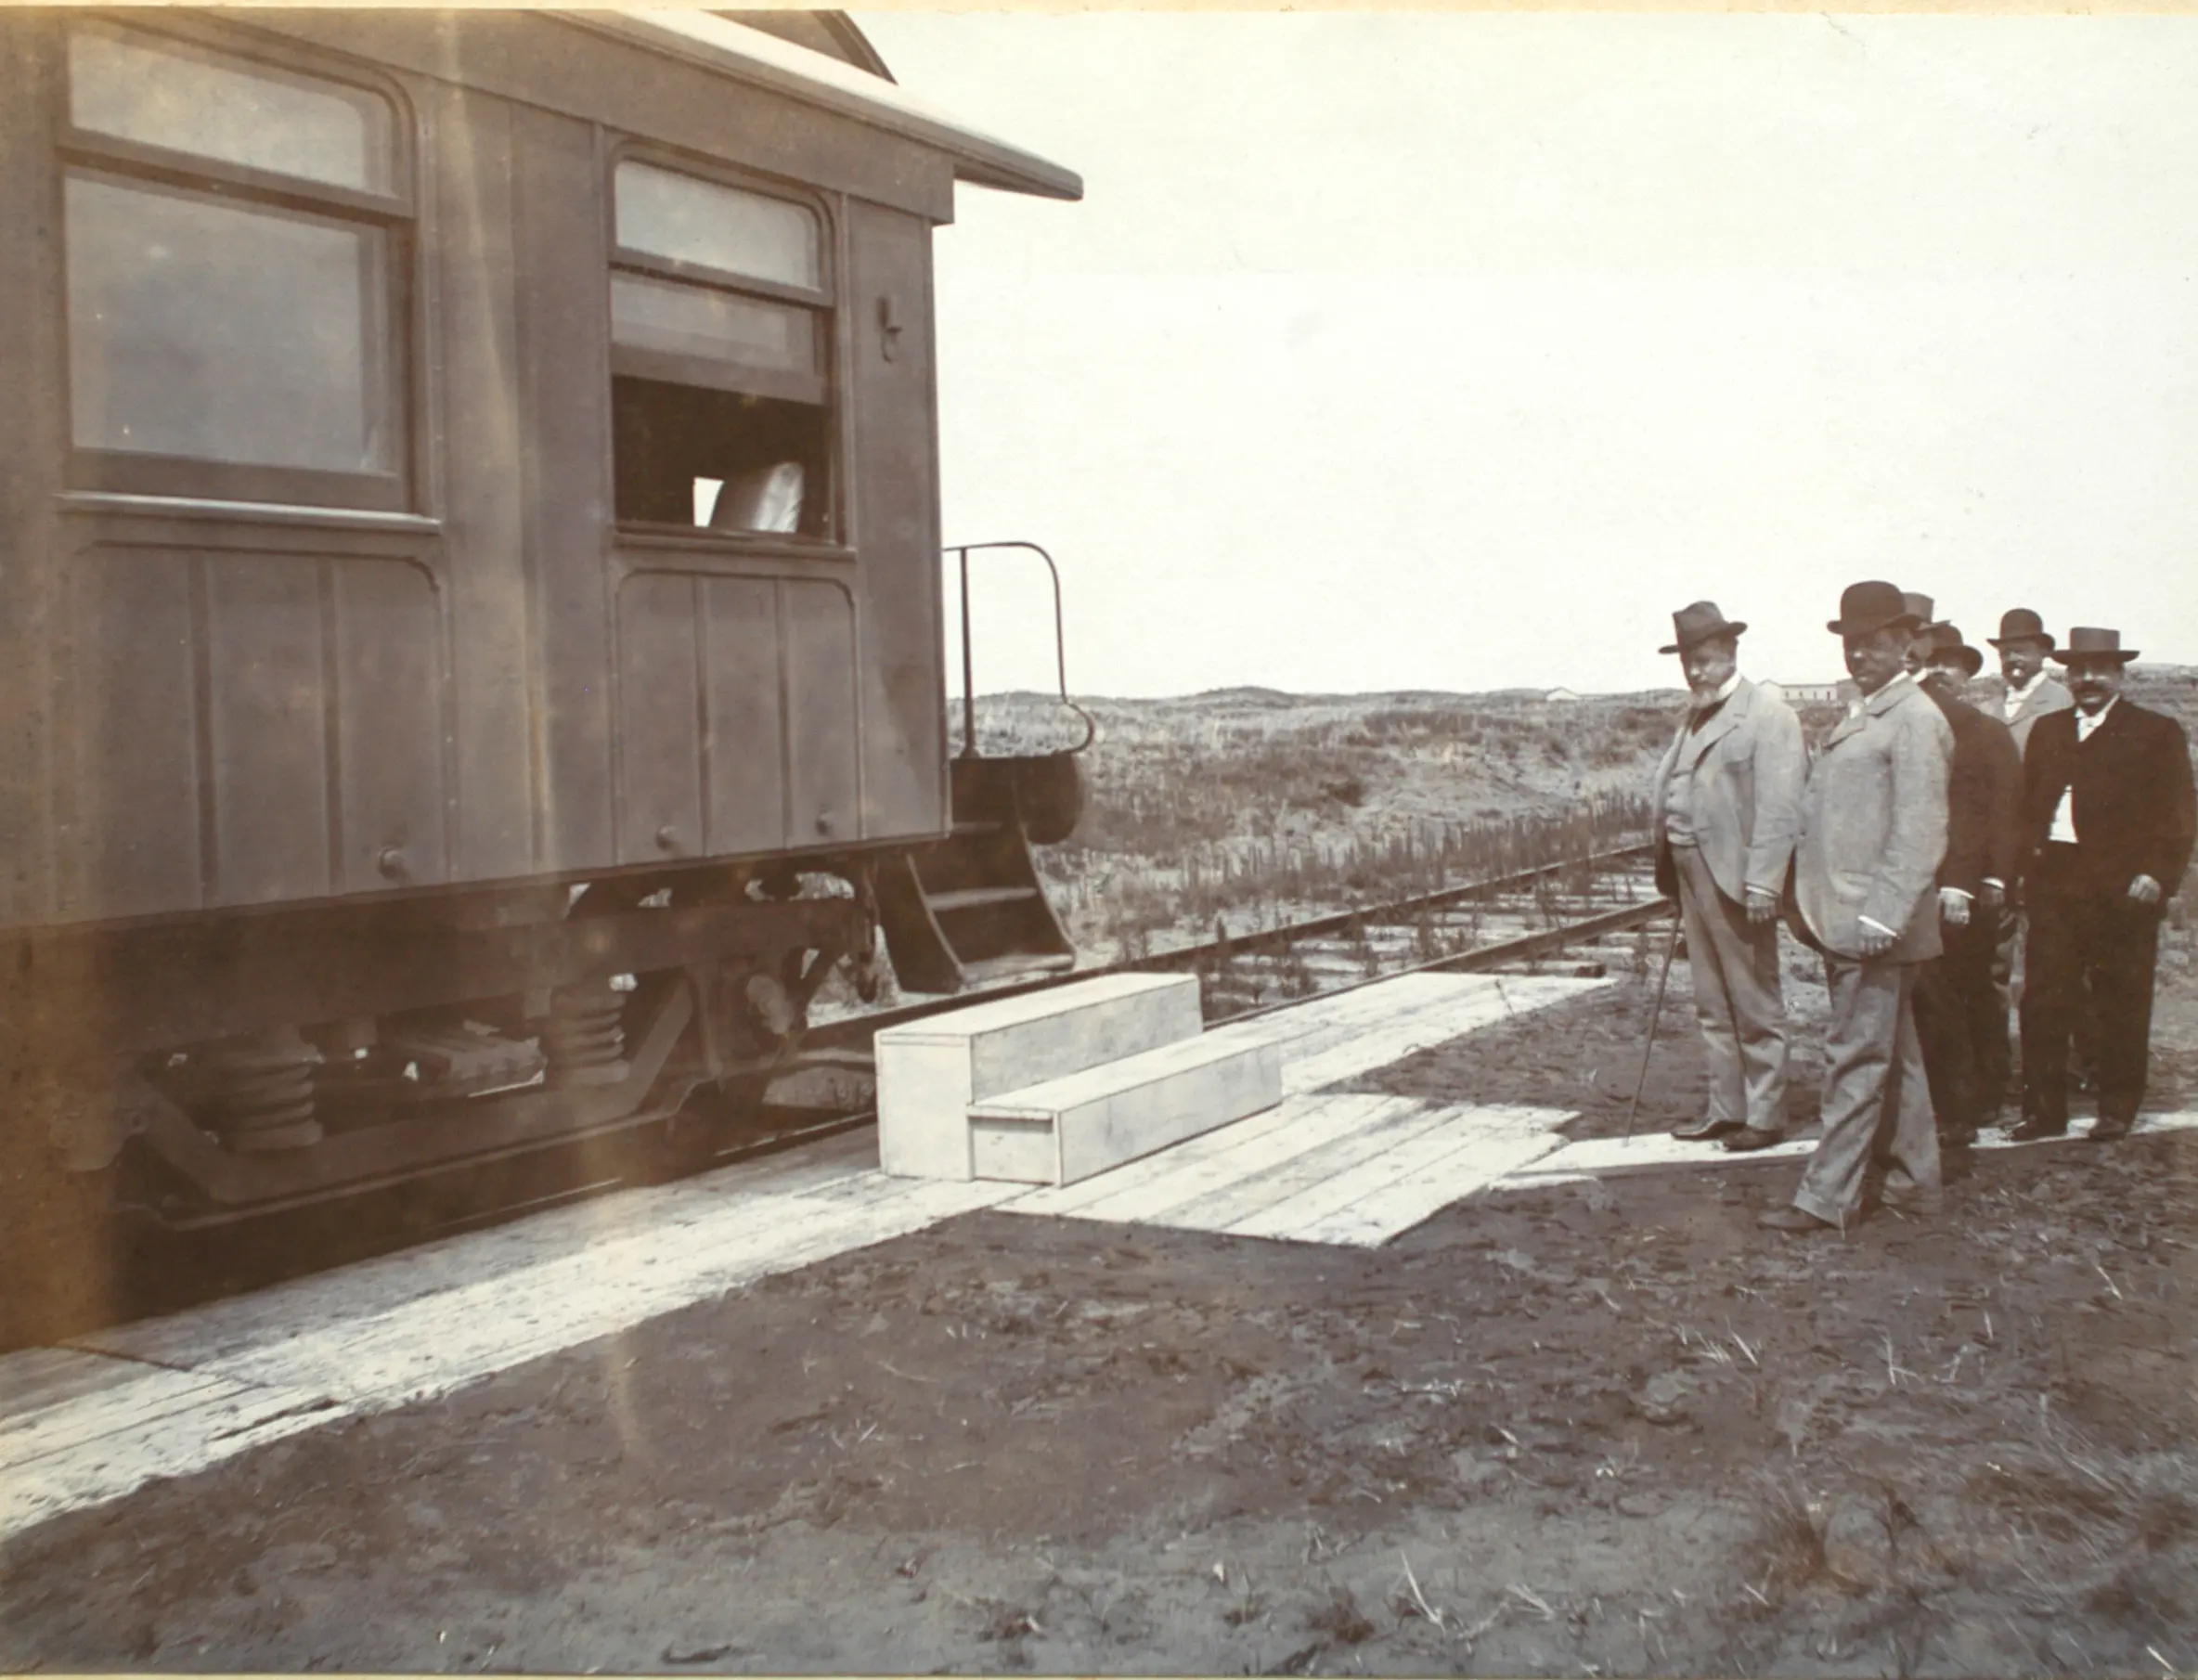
left=5, top=937, right=2196, bottom=1677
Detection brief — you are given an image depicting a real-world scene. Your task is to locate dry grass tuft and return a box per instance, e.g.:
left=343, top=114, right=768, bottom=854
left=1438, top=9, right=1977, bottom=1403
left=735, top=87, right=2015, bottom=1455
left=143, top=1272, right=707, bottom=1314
left=1748, top=1476, right=1830, bottom=1589
left=1303, top=1583, right=1377, bottom=1646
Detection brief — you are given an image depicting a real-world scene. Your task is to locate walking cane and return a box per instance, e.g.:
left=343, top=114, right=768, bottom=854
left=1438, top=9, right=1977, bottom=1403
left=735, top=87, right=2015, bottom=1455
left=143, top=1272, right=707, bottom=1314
left=1623, top=911, right=1683, bottom=1142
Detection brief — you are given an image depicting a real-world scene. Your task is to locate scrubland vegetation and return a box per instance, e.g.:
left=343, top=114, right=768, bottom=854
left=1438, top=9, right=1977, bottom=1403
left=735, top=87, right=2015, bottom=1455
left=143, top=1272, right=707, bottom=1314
left=967, top=687, right=1673, bottom=959
left=973, top=667, right=2198, bottom=962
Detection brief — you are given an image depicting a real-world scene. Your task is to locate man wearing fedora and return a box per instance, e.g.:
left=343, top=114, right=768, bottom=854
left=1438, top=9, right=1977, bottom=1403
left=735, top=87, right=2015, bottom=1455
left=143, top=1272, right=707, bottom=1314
left=1985, top=607, right=2075, bottom=1105
left=1909, top=624, right=2023, bottom=1147
left=1764, top=582, right=1949, bottom=1234
left=2011, top=628, right=2195, bottom=1143
left=1648, top=602, right=1806, bottom=1150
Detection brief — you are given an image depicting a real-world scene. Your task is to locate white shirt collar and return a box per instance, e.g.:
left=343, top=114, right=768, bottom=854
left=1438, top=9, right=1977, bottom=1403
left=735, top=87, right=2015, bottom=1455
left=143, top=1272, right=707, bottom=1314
left=2076, top=694, right=2118, bottom=738
left=1850, top=670, right=1912, bottom=716
left=2004, top=668, right=2049, bottom=704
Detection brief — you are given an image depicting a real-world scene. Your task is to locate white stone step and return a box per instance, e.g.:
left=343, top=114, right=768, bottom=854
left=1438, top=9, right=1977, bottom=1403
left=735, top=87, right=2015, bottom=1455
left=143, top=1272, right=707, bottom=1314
left=875, top=973, right=1202, bottom=1181
left=966, top=1032, right=1284, bottom=1186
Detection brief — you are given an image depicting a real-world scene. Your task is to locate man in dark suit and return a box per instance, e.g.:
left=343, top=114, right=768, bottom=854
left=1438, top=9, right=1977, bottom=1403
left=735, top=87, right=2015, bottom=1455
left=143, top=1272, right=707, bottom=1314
left=2011, top=627, right=2196, bottom=1141
left=1907, top=624, right=2023, bottom=1146
left=1987, top=607, right=2075, bottom=1105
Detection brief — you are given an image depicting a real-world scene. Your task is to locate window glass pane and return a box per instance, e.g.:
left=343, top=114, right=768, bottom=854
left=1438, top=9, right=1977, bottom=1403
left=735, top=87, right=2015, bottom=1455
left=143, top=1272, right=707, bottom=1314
left=69, top=29, right=392, bottom=194
left=67, top=174, right=393, bottom=475
left=610, top=274, right=819, bottom=375
left=614, top=162, right=821, bottom=291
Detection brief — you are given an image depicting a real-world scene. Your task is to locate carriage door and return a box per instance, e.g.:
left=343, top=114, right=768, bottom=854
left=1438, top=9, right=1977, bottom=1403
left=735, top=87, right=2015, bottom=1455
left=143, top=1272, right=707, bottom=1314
left=605, top=158, right=860, bottom=863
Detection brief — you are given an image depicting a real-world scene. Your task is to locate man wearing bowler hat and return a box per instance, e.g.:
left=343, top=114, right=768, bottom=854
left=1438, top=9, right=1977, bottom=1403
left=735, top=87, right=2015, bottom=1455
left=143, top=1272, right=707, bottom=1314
left=1909, top=624, right=2023, bottom=1146
left=1992, top=608, right=2074, bottom=753
left=2010, top=628, right=2195, bottom=1142
left=1764, top=582, right=1949, bottom=1234
left=1985, top=607, right=2075, bottom=1105
left=1648, top=602, right=1806, bottom=1150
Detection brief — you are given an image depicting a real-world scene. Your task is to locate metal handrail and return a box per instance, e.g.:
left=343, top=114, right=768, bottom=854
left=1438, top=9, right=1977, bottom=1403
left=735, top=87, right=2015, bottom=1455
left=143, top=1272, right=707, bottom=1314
left=943, top=539, right=1097, bottom=758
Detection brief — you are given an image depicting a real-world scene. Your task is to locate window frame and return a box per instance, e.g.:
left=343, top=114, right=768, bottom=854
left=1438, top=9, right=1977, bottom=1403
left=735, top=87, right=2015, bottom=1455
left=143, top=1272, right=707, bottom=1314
left=52, top=19, right=418, bottom=513
left=605, top=143, right=842, bottom=545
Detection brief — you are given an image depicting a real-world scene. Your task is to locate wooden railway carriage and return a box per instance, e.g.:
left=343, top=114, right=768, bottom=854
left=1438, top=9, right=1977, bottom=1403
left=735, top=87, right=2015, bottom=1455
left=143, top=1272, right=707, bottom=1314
left=0, top=9, right=1085, bottom=1297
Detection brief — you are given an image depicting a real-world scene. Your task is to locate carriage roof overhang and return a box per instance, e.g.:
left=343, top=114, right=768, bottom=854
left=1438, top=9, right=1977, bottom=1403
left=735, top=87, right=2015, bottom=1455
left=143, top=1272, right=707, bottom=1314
left=564, top=10, right=1083, bottom=202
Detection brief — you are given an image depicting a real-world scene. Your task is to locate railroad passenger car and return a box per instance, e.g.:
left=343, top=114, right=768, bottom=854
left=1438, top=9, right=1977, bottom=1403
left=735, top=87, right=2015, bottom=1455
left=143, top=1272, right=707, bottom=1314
left=0, top=9, right=1086, bottom=1324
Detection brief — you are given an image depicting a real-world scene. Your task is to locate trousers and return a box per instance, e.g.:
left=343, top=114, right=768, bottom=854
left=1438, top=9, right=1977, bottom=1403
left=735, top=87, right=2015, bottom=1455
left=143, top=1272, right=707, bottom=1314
left=1793, top=955, right=1940, bottom=1225
left=2022, top=846, right=2163, bottom=1129
left=1672, top=842, right=1789, bottom=1131
left=1986, top=907, right=2022, bottom=1104
left=1914, top=905, right=2000, bottom=1139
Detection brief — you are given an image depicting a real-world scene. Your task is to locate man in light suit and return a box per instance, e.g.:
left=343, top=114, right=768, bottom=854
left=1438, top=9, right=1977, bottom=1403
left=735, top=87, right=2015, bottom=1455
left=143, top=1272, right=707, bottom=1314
left=1993, top=608, right=2075, bottom=753
left=1648, top=601, right=1807, bottom=1150
left=1986, top=607, right=2075, bottom=1105
left=2011, top=627, right=2196, bottom=1141
left=1764, top=582, right=1951, bottom=1234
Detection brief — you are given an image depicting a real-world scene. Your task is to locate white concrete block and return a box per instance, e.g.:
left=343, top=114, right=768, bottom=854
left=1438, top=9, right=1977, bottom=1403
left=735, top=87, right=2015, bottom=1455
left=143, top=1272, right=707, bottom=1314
left=969, top=1117, right=1058, bottom=1183
left=876, top=973, right=1201, bottom=1180
left=968, top=1033, right=1284, bottom=1185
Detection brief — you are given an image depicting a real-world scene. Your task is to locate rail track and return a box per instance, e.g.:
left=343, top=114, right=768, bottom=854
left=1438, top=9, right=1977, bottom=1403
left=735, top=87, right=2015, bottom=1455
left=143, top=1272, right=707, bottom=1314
left=771, top=838, right=1669, bottom=1130
left=14, top=843, right=1670, bottom=1350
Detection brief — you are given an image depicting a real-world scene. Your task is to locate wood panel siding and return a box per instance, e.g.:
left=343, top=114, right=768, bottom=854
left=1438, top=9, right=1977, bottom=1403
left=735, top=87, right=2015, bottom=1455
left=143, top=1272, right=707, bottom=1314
left=847, top=200, right=947, bottom=843
left=431, top=82, right=537, bottom=884
left=509, top=100, right=614, bottom=876
left=61, top=542, right=447, bottom=918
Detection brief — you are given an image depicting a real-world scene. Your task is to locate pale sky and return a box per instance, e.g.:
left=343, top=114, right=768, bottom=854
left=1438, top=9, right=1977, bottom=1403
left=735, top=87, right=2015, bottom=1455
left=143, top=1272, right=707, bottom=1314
left=854, top=11, right=2198, bottom=698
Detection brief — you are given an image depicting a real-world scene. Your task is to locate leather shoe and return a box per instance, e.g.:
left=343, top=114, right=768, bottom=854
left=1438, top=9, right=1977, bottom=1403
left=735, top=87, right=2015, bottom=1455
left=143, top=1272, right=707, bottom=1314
left=1881, top=1170, right=1942, bottom=1213
left=1759, top=1206, right=1836, bottom=1234
left=2007, top=1116, right=2067, bottom=1142
left=1672, top=1117, right=1741, bottom=1141
left=2089, top=1116, right=2136, bottom=1142
left=1722, top=1127, right=1784, bottom=1154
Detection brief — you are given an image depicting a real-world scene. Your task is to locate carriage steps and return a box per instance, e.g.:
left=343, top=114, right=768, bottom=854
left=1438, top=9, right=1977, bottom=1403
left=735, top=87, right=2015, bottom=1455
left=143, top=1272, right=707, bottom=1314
left=874, top=973, right=1280, bottom=1185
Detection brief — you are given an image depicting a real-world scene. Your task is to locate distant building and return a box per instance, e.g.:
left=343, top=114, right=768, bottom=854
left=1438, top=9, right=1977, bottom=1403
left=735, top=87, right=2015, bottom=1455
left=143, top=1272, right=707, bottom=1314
left=1544, top=687, right=1580, bottom=703
left=1768, top=679, right=1848, bottom=705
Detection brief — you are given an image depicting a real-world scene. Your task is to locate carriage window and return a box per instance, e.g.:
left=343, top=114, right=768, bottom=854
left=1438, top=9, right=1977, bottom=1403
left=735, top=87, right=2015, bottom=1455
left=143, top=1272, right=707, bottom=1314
left=614, top=163, right=820, bottom=291
left=610, top=276, right=819, bottom=381
left=60, top=26, right=407, bottom=509
left=67, top=176, right=393, bottom=472
left=609, top=162, right=832, bottom=537
left=69, top=29, right=393, bottom=194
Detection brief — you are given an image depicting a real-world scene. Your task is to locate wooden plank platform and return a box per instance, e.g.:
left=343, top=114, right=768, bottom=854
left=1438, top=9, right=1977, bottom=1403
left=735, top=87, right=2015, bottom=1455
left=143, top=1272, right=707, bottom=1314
left=4, top=1155, right=1020, bottom=1544
left=1508, top=1106, right=2198, bottom=1187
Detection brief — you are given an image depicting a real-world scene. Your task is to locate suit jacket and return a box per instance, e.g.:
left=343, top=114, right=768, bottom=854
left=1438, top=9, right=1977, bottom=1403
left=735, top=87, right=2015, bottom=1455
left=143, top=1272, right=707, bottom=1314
left=1922, top=688, right=2024, bottom=896
left=1794, top=676, right=1951, bottom=963
left=1650, top=677, right=1806, bottom=907
left=2021, top=699, right=2197, bottom=900
left=2001, top=673, right=2074, bottom=756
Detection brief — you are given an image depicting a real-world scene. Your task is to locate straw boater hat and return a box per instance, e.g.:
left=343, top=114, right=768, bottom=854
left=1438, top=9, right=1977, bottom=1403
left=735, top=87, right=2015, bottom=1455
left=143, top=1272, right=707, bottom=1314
left=1659, top=601, right=1747, bottom=655
left=1986, top=608, right=2056, bottom=651
left=1827, top=581, right=1925, bottom=638
left=2049, top=627, right=2140, bottom=666
left=1901, top=591, right=1938, bottom=630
